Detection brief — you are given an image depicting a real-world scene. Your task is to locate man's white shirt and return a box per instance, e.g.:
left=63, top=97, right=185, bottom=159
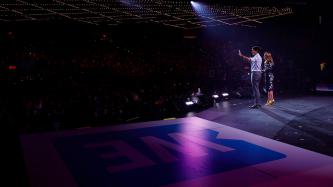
left=250, top=53, right=262, bottom=72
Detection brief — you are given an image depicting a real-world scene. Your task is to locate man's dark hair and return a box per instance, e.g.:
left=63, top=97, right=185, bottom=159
left=252, top=46, right=260, bottom=52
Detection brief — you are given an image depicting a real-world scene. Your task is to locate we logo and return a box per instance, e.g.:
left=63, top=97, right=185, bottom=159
left=55, top=124, right=286, bottom=187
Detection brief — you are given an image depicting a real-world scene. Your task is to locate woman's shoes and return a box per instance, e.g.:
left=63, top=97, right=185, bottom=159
left=265, top=99, right=275, bottom=106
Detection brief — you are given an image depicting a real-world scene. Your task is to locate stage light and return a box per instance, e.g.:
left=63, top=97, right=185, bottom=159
left=8, top=65, right=17, bottom=70
left=212, top=94, right=219, bottom=99
left=163, top=117, right=176, bottom=120
left=190, top=1, right=200, bottom=9
left=185, top=101, right=194, bottom=106
left=186, top=112, right=195, bottom=117
left=222, top=93, right=229, bottom=97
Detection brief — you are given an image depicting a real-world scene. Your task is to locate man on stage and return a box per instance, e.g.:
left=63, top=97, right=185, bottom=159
left=238, top=46, right=262, bottom=109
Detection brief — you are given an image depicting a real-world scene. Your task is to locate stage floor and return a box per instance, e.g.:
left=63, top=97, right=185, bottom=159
left=197, top=95, right=333, bottom=157
left=21, top=115, right=333, bottom=187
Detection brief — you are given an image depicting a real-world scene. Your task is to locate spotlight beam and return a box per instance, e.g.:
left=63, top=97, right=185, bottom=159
left=190, top=1, right=232, bottom=25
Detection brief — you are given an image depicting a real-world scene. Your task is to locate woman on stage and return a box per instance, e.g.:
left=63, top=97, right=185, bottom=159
left=263, top=52, right=275, bottom=106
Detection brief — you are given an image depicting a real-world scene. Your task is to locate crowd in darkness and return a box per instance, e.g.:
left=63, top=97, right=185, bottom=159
left=1, top=24, right=318, bottom=133
left=0, top=27, right=241, bottom=132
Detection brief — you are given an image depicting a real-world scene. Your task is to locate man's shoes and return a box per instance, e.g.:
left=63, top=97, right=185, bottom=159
left=249, top=104, right=261, bottom=109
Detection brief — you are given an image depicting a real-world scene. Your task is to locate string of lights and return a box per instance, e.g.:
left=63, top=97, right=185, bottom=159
left=0, top=0, right=293, bottom=29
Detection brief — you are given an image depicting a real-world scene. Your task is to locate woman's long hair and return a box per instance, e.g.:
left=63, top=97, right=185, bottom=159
left=264, top=52, right=274, bottom=64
